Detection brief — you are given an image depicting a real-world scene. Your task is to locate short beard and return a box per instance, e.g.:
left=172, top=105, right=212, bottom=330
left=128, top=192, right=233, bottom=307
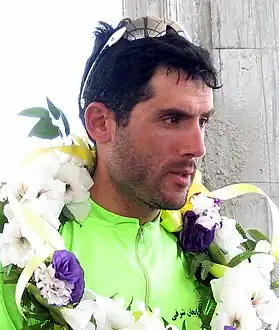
left=135, top=166, right=196, bottom=211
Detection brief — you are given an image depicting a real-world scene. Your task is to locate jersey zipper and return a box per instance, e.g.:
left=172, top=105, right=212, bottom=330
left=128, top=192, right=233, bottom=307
left=135, top=224, right=150, bottom=306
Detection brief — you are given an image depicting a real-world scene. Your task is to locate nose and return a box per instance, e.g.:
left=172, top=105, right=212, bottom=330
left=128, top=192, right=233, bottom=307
left=178, top=123, right=206, bottom=158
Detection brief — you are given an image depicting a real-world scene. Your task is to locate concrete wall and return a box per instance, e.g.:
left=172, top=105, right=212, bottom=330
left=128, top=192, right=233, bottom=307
left=122, top=0, right=279, bottom=236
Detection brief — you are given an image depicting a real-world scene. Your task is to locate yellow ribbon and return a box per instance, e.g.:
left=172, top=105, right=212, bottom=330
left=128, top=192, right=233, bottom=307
left=21, top=135, right=95, bottom=172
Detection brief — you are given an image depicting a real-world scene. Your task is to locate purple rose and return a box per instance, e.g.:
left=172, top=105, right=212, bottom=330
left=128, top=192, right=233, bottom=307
left=53, top=250, right=85, bottom=303
left=224, top=327, right=236, bottom=330
left=178, top=211, right=216, bottom=252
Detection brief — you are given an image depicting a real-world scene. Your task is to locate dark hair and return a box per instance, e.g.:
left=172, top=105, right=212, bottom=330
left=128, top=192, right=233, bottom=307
left=78, top=20, right=219, bottom=128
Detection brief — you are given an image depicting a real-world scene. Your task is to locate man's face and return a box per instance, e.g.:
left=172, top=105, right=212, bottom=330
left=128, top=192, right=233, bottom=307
left=106, top=67, right=214, bottom=210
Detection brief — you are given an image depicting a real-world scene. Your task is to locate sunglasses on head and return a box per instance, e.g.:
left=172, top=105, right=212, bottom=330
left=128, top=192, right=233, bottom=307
left=80, top=16, right=191, bottom=110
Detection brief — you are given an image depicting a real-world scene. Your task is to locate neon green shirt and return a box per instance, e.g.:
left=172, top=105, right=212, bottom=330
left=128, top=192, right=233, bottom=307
left=0, top=200, right=201, bottom=329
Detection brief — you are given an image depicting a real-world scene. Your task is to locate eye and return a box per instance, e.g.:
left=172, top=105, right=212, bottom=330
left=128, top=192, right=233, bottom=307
left=199, top=117, right=209, bottom=128
left=163, top=116, right=181, bottom=125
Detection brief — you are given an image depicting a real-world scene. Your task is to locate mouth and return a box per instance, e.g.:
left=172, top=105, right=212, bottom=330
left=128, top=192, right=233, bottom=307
left=168, top=170, right=193, bottom=188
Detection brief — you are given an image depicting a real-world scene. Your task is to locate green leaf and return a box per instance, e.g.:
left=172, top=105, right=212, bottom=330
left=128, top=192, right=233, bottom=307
left=27, top=284, right=68, bottom=326
left=196, top=285, right=216, bottom=330
left=109, top=293, right=118, bottom=299
left=46, top=97, right=61, bottom=120
left=147, top=305, right=153, bottom=313
left=242, top=239, right=256, bottom=251
left=186, top=252, right=212, bottom=279
left=3, top=264, right=13, bottom=276
left=0, top=199, right=8, bottom=233
left=59, top=206, right=82, bottom=227
left=182, top=320, right=187, bottom=330
left=28, top=117, right=60, bottom=140
left=161, top=316, right=169, bottom=327
left=60, top=109, right=70, bottom=136
left=200, top=260, right=214, bottom=281
left=18, top=107, right=50, bottom=118
left=62, top=206, right=75, bottom=220
left=208, top=242, right=228, bottom=265
left=21, top=290, right=54, bottom=325
left=23, top=310, right=50, bottom=321
left=3, top=265, right=21, bottom=284
left=236, top=223, right=258, bottom=251
left=127, top=297, right=133, bottom=311
left=46, top=97, right=70, bottom=136
left=248, top=229, right=270, bottom=243
left=228, top=251, right=264, bottom=268
left=235, top=222, right=248, bottom=239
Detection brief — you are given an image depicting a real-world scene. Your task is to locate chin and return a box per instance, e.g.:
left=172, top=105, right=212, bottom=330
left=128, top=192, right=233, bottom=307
left=157, top=196, right=187, bottom=210
left=162, top=202, right=185, bottom=210
left=149, top=186, right=189, bottom=210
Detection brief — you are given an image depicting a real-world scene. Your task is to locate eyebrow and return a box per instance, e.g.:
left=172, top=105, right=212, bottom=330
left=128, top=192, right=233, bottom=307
left=154, top=107, right=215, bottom=118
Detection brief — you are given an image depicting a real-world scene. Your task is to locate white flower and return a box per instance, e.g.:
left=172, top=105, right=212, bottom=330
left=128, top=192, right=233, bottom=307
left=61, top=290, right=134, bottom=330
left=195, top=213, right=222, bottom=230
left=214, top=217, right=245, bottom=253
left=0, top=220, right=35, bottom=268
left=191, top=194, right=219, bottom=215
left=34, top=263, right=73, bottom=306
left=210, top=264, right=263, bottom=330
left=5, top=154, right=66, bottom=230
left=211, top=299, right=262, bottom=330
left=122, top=304, right=177, bottom=330
left=210, top=262, right=279, bottom=330
left=5, top=197, right=66, bottom=252
left=61, top=289, right=96, bottom=330
left=252, top=288, right=279, bottom=330
left=94, top=294, right=134, bottom=329
left=24, top=152, right=62, bottom=178
left=22, top=178, right=65, bottom=229
left=251, top=240, right=275, bottom=282
left=57, top=160, right=93, bottom=220
left=211, top=262, right=268, bottom=302
left=190, top=194, right=222, bottom=230
left=57, top=161, right=93, bottom=203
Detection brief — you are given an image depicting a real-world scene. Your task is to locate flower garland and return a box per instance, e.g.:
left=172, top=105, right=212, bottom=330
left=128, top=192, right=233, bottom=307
left=0, top=99, right=279, bottom=330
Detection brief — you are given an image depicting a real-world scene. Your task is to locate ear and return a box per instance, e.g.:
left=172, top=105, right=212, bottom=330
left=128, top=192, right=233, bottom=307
left=84, top=102, right=115, bottom=143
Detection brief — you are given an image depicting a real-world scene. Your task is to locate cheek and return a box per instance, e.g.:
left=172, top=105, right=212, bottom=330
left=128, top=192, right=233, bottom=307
left=135, top=135, right=174, bottom=174
left=136, top=133, right=164, bottom=157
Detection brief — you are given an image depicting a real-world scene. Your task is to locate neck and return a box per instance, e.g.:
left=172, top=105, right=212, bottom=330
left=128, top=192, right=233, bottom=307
left=89, top=167, right=160, bottom=225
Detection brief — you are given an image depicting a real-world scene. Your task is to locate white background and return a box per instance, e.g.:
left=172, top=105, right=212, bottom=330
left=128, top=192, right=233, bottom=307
left=0, top=0, right=122, bottom=179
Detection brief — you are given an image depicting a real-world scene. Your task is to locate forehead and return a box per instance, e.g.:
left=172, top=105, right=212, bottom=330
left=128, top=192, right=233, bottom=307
left=148, top=67, right=214, bottom=111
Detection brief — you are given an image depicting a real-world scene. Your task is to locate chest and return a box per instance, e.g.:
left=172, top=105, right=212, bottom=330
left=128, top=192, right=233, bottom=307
left=62, top=221, right=201, bottom=329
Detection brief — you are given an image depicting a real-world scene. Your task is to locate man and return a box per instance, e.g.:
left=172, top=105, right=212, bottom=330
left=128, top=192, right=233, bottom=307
left=73, top=16, right=218, bottom=329
left=0, top=16, right=218, bottom=329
